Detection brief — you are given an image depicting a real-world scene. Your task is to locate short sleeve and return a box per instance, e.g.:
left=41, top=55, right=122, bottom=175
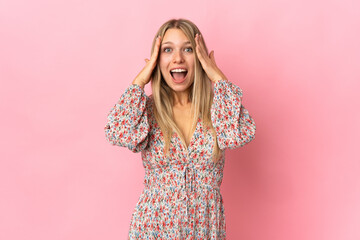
left=104, top=84, right=150, bottom=153
left=210, top=79, right=256, bottom=150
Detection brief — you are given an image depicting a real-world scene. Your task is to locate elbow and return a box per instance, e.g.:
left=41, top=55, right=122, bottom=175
left=241, top=121, right=256, bottom=146
left=104, top=124, right=150, bottom=152
left=242, top=129, right=256, bottom=146
left=127, top=135, right=149, bottom=153
left=104, top=123, right=123, bottom=146
left=104, top=127, right=117, bottom=146
left=230, top=123, right=256, bottom=149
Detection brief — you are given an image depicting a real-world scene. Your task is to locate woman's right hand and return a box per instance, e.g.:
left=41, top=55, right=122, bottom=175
left=132, top=36, right=162, bottom=88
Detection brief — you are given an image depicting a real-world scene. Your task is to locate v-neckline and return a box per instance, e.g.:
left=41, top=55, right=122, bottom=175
left=175, top=116, right=201, bottom=153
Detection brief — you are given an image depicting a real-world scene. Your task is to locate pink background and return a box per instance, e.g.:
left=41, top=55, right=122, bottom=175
left=1, top=0, right=359, bottom=239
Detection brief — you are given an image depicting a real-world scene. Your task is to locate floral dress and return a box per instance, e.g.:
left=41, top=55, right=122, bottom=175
left=104, top=79, right=256, bottom=239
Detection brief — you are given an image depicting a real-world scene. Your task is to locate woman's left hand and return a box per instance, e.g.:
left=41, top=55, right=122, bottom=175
left=195, top=33, right=228, bottom=83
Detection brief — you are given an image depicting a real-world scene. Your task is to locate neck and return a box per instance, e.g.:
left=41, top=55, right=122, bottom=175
left=172, top=88, right=191, bottom=107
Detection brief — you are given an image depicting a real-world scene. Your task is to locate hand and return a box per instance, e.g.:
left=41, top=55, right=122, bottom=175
left=132, top=36, right=162, bottom=88
left=195, top=33, right=228, bottom=83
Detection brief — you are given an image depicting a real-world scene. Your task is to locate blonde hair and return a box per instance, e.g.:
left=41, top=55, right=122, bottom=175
left=149, top=18, right=222, bottom=164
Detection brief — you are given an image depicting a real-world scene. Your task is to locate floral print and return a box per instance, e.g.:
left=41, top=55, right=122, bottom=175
left=104, top=79, right=256, bottom=239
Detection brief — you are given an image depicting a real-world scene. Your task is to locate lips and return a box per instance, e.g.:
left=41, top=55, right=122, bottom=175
left=170, top=68, right=188, bottom=81
left=170, top=71, right=188, bottom=79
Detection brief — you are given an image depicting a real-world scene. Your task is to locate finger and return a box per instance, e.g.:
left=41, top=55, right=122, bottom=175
left=195, top=39, right=205, bottom=62
left=195, top=34, right=205, bottom=59
left=195, top=34, right=210, bottom=67
left=196, top=34, right=209, bottom=63
left=150, top=36, right=162, bottom=62
left=145, top=58, right=149, bottom=63
left=195, top=34, right=204, bottom=56
left=209, top=50, right=215, bottom=63
left=197, top=34, right=208, bottom=57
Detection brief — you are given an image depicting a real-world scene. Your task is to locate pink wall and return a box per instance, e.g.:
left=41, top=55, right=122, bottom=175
left=1, top=0, right=359, bottom=239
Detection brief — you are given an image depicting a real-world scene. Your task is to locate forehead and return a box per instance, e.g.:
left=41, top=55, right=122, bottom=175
left=161, top=28, right=191, bottom=45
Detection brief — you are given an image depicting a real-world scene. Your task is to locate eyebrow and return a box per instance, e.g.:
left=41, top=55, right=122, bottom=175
left=161, top=41, right=191, bottom=45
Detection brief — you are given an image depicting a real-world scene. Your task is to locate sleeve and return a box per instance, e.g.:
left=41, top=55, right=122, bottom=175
left=104, top=84, right=150, bottom=153
left=210, top=79, right=256, bottom=150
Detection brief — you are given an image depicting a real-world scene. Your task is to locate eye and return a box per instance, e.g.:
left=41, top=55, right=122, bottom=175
left=163, top=48, right=171, bottom=53
left=185, top=47, right=193, bottom=52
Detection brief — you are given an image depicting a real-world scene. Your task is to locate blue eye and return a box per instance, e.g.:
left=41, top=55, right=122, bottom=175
left=163, top=47, right=192, bottom=53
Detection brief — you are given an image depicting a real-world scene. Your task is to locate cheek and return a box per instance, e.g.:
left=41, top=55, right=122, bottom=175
left=158, top=61, right=166, bottom=73
left=187, top=56, right=195, bottom=69
left=159, top=56, right=170, bottom=69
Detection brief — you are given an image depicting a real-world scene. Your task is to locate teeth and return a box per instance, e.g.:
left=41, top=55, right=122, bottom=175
left=170, top=69, right=187, bottom=72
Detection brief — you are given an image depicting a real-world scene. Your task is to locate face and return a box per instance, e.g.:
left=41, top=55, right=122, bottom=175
left=159, top=28, right=195, bottom=93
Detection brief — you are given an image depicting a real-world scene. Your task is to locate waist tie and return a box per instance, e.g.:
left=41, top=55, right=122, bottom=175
left=179, top=165, right=196, bottom=222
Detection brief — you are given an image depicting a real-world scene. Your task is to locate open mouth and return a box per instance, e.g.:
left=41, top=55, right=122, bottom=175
left=170, top=70, right=188, bottom=82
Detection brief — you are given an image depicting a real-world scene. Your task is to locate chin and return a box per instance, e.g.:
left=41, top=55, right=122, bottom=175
left=171, top=85, right=191, bottom=92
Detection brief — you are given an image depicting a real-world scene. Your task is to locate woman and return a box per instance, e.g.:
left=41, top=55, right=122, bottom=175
left=104, top=18, right=256, bottom=239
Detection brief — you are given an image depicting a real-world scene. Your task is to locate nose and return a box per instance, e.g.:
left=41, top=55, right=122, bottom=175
left=172, top=50, right=184, bottom=63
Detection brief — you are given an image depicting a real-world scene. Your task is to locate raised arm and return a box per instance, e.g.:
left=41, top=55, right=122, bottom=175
left=104, top=84, right=151, bottom=153
left=211, top=79, right=256, bottom=150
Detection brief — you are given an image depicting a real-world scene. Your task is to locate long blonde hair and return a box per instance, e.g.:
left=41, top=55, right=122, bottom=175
left=149, top=18, right=222, bottom=164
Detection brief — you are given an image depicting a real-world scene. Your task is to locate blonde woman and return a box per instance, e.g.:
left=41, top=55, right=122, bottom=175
left=104, top=18, right=256, bottom=239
